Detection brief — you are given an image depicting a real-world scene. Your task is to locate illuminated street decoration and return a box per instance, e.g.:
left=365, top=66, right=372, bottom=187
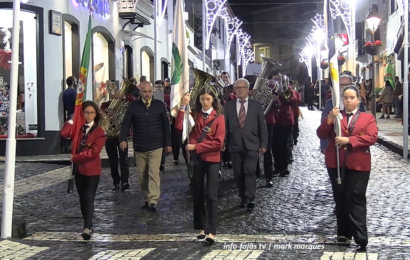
left=225, top=16, right=242, bottom=49
left=329, top=0, right=352, bottom=39
left=205, top=0, right=228, bottom=49
left=73, top=0, right=110, bottom=18
left=236, top=29, right=251, bottom=65
left=156, top=0, right=168, bottom=27
left=242, top=48, right=254, bottom=76
left=299, top=44, right=314, bottom=77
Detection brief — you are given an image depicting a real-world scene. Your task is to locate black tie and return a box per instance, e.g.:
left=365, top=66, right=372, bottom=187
left=346, top=113, right=353, bottom=124
left=83, top=125, right=90, bottom=135
left=203, top=113, right=209, bottom=120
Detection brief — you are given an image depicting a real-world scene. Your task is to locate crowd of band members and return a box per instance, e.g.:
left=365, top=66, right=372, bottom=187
left=60, top=69, right=378, bottom=252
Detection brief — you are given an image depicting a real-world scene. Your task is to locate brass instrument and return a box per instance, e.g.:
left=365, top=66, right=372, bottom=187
left=170, top=68, right=224, bottom=117
left=250, top=57, right=282, bottom=114
left=103, top=78, right=136, bottom=138
left=281, top=75, right=293, bottom=101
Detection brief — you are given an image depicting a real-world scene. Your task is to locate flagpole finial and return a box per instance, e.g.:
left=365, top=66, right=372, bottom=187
left=88, top=4, right=94, bottom=16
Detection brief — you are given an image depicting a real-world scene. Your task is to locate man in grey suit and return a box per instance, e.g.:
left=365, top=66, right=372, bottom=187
left=224, top=78, right=268, bottom=211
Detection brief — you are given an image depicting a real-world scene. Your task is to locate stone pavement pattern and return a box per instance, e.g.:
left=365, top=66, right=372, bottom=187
left=1, top=108, right=410, bottom=259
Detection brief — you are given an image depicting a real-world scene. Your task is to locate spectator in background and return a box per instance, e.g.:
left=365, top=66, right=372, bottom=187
left=164, top=78, right=171, bottom=95
left=63, top=76, right=77, bottom=120
left=393, top=76, right=403, bottom=118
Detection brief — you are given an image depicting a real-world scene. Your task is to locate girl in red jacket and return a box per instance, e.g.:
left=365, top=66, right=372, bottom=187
left=176, top=86, right=225, bottom=245
left=317, top=86, right=378, bottom=251
left=61, top=101, right=106, bottom=240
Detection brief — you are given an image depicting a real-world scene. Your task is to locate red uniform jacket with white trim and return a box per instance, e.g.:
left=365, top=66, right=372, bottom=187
left=176, top=109, right=225, bottom=163
left=316, top=111, right=378, bottom=172
left=61, top=122, right=106, bottom=176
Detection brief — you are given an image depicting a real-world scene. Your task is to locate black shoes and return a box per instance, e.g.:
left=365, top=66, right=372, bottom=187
left=81, top=228, right=92, bottom=240
left=197, top=234, right=206, bottom=239
left=121, top=183, right=129, bottom=191
left=159, top=165, right=165, bottom=171
left=266, top=180, right=273, bottom=187
left=240, top=197, right=247, bottom=208
left=141, top=202, right=156, bottom=212
left=141, top=202, right=149, bottom=209
left=247, top=202, right=255, bottom=212
left=280, top=169, right=290, bottom=177
left=111, top=184, right=120, bottom=191
left=288, top=157, right=294, bottom=164
left=174, top=160, right=179, bottom=165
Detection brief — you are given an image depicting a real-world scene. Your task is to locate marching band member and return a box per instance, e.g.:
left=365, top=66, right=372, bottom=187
left=60, top=101, right=106, bottom=240
left=176, top=85, right=225, bottom=245
left=288, top=80, right=302, bottom=162
left=317, top=85, right=378, bottom=251
left=271, top=73, right=296, bottom=177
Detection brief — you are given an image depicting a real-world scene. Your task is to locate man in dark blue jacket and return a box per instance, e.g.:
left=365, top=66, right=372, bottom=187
left=119, top=81, right=172, bottom=212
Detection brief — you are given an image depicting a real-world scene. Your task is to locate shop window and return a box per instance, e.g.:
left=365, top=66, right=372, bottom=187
left=0, top=9, right=38, bottom=138
left=64, top=22, right=73, bottom=81
left=93, top=32, right=109, bottom=108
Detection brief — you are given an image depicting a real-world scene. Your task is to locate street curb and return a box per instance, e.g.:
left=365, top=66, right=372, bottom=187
left=377, top=136, right=409, bottom=159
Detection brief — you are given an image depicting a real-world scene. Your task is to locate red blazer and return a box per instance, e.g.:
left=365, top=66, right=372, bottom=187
left=291, top=90, right=302, bottom=121
left=61, top=122, right=106, bottom=176
left=316, top=111, right=378, bottom=172
left=273, top=92, right=297, bottom=127
left=175, top=109, right=225, bottom=163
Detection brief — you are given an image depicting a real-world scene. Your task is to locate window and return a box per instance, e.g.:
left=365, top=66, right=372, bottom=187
left=93, top=33, right=110, bottom=108
left=258, top=46, right=270, bottom=62
left=0, top=9, right=38, bottom=137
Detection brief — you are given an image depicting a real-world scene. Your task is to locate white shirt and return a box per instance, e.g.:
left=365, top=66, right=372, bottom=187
left=236, top=97, right=249, bottom=116
left=345, top=107, right=358, bottom=126
left=67, top=119, right=94, bottom=135
left=202, top=107, right=213, bottom=116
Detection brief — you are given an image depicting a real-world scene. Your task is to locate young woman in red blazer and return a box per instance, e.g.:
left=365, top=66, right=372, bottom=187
left=61, top=101, right=106, bottom=240
left=317, top=86, right=378, bottom=251
left=176, top=86, right=225, bottom=245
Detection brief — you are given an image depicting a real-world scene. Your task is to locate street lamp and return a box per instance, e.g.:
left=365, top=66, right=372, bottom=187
left=365, top=8, right=381, bottom=118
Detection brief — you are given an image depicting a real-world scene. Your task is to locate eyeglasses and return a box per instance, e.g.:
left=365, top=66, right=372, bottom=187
left=84, top=111, right=96, bottom=115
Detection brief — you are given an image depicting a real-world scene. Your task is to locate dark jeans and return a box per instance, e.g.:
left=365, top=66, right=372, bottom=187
left=193, top=159, right=219, bottom=234
left=75, top=172, right=100, bottom=229
left=293, top=122, right=299, bottom=144
left=106, top=138, right=129, bottom=185
left=327, top=168, right=370, bottom=247
left=231, top=150, right=258, bottom=201
left=272, top=125, right=292, bottom=172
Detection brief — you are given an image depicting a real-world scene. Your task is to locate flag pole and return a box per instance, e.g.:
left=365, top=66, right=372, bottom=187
left=403, top=0, right=409, bottom=159
left=2, top=0, right=21, bottom=238
left=154, top=0, right=158, bottom=81
left=202, top=0, right=206, bottom=71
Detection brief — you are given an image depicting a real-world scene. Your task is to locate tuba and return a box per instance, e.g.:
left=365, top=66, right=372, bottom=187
left=250, top=57, right=282, bottom=114
left=103, top=78, right=136, bottom=138
left=170, top=68, right=224, bottom=117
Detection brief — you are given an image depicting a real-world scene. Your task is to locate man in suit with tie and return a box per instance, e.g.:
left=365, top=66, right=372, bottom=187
left=224, top=78, right=268, bottom=211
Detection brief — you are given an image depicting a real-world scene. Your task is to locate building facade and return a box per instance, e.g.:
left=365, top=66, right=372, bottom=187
left=0, top=0, right=236, bottom=156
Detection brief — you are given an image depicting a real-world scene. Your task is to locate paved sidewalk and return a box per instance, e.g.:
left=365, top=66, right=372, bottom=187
left=372, top=110, right=410, bottom=158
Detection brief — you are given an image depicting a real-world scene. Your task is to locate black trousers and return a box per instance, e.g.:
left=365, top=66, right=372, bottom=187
left=327, top=168, right=370, bottom=247
left=231, top=150, right=258, bottom=201
left=263, top=123, right=274, bottom=180
left=271, top=125, right=292, bottom=172
left=75, top=172, right=100, bottom=229
left=105, top=138, right=129, bottom=184
left=193, top=159, right=219, bottom=235
left=293, top=121, right=299, bottom=145
left=307, top=98, right=314, bottom=109
left=287, top=126, right=294, bottom=161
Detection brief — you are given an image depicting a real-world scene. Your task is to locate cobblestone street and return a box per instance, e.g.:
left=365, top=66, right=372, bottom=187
left=1, top=107, right=410, bottom=259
